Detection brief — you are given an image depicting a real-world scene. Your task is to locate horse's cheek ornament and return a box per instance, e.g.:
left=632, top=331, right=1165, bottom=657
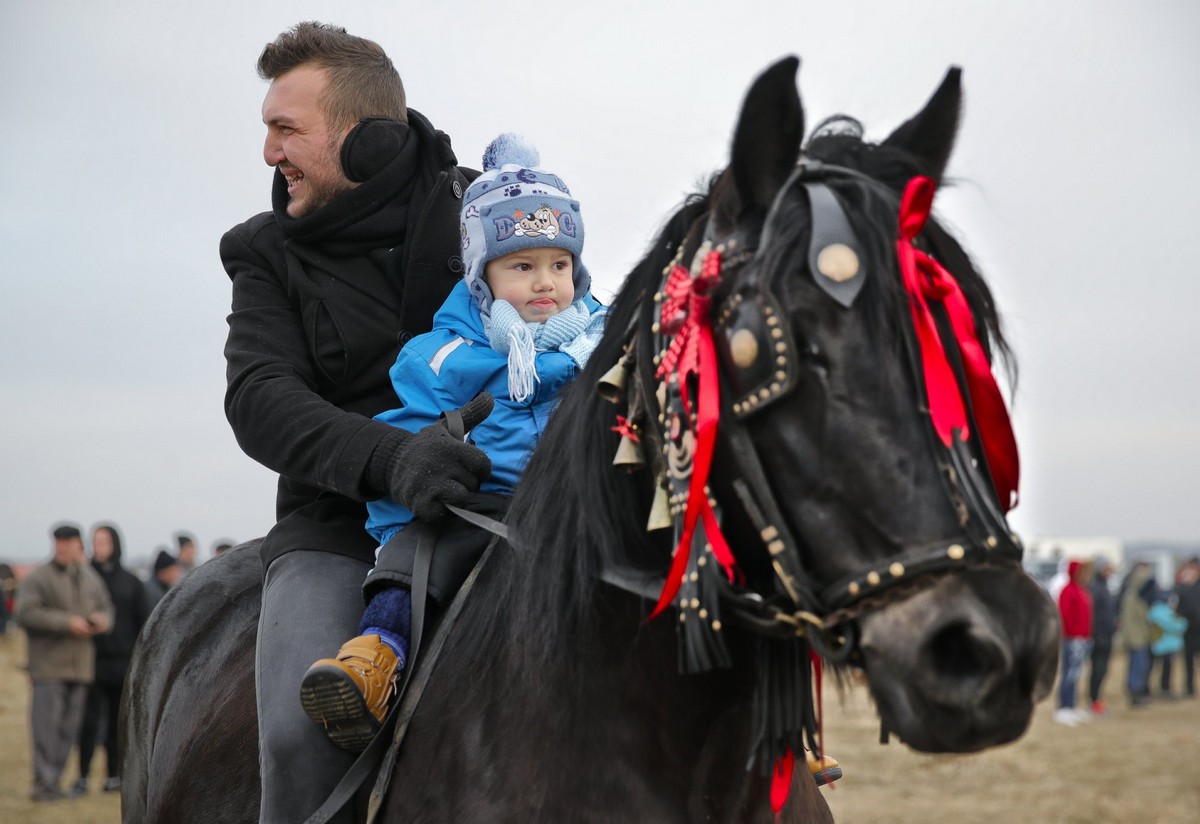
left=650, top=246, right=740, bottom=620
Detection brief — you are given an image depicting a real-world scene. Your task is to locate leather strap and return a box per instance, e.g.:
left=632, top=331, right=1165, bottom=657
left=365, top=530, right=503, bottom=821
left=441, top=408, right=465, bottom=440
left=445, top=504, right=509, bottom=542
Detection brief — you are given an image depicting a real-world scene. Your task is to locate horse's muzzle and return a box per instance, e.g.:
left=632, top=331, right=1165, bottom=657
left=856, top=566, right=1060, bottom=753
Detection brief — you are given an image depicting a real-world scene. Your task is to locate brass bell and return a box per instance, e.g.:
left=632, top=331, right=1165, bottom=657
left=612, top=434, right=644, bottom=470
left=646, top=482, right=673, bottom=532
left=597, top=359, right=629, bottom=404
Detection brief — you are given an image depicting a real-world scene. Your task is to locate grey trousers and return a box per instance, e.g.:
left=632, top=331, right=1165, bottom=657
left=30, top=680, right=88, bottom=795
left=257, top=550, right=371, bottom=824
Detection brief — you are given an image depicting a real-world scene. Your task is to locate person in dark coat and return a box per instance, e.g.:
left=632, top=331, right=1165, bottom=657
left=143, top=550, right=182, bottom=612
left=69, top=523, right=148, bottom=795
left=1087, top=557, right=1118, bottom=714
left=1176, top=557, right=1200, bottom=697
left=220, top=22, right=492, bottom=824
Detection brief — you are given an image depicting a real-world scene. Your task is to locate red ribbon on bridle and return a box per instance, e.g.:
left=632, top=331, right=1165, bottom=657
left=896, top=176, right=1019, bottom=511
left=649, top=250, right=739, bottom=619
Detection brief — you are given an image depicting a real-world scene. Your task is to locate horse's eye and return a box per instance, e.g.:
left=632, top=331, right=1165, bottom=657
left=796, top=330, right=829, bottom=378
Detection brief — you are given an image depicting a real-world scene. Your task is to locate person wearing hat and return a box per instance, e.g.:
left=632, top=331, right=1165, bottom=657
left=69, top=523, right=149, bottom=796
left=1087, top=556, right=1118, bottom=715
left=299, top=135, right=606, bottom=751
left=144, top=549, right=183, bottom=612
left=15, top=524, right=114, bottom=802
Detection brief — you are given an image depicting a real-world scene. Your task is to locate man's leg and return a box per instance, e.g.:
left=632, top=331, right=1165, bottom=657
left=74, top=681, right=103, bottom=790
left=59, top=683, right=89, bottom=774
left=1128, top=648, right=1151, bottom=703
left=1157, top=654, right=1169, bottom=694
left=103, top=674, right=124, bottom=782
left=1185, top=643, right=1197, bottom=696
left=1088, top=642, right=1111, bottom=704
left=30, top=681, right=65, bottom=797
left=257, top=550, right=370, bottom=824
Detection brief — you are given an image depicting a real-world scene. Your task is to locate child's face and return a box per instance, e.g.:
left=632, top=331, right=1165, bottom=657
left=485, top=247, right=575, bottom=323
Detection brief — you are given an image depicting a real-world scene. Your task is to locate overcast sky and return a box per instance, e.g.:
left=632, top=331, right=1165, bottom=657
left=2, top=1, right=1196, bottom=564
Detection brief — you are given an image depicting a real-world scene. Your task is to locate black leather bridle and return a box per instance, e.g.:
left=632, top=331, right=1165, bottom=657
left=601, top=159, right=1024, bottom=663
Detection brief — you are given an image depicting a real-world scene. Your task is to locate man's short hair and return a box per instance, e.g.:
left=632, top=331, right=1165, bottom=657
left=257, top=21, right=406, bottom=132
left=51, top=524, right=82, bottom=541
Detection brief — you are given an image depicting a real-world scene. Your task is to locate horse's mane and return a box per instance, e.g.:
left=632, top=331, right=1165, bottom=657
left=452, top=117, right=1013, bottom=701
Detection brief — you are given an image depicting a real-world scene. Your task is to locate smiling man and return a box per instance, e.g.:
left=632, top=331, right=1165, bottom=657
left=220, top=21, right=491, bottom=824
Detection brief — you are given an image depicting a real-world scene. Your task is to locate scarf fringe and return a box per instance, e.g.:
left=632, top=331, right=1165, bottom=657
left=506, top=324, right=538, bottom=403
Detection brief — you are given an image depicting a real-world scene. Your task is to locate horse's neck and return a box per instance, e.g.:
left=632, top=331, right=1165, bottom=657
left=390, top=585, right=830, bottom=822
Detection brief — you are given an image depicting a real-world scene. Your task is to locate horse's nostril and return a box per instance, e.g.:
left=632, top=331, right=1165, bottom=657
left=926, top=621, right=1005, bottom=682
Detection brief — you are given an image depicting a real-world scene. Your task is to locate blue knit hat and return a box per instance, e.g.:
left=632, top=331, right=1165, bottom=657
left=461, top=134, right=590, bottom=316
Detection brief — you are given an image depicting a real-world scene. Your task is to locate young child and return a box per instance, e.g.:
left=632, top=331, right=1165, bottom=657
left=299, top=135, right=606, bottom=751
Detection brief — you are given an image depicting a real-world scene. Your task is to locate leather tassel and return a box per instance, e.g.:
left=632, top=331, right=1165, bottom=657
left=677, top=522, right=731, bottom=675
left=748, top=638, right=816, bottom=778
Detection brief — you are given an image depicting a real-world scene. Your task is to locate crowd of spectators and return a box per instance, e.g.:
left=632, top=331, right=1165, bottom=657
left=6, top=522, right=237, bottom=802
left=1051, top=555, right=1198, bottom=726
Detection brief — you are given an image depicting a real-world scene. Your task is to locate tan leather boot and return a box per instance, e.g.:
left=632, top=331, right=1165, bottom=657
left=299, top=634, right=401, bottom=753
left=807, top=751, right=842, bottom=786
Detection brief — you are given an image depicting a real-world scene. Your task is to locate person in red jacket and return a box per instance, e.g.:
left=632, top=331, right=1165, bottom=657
left=1055, top=559, right=1094, bottom=725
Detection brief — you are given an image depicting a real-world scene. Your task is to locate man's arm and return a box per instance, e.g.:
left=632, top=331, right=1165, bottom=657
left=221, top=221, right=397, bottom=502
left=14, top=574, right=74, bottom=635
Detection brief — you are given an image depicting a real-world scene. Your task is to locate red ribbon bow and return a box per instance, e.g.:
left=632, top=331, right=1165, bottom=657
left=896, top=176, right=1020, bottom=511
left=650, top=252, right=738, bottom=619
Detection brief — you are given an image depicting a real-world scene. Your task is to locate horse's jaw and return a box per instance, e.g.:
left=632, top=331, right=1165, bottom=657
left=855, top=566, right=1059, bottom=753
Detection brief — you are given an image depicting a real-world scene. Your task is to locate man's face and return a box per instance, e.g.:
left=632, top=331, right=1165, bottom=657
left=91, top=529, right=114, bottom=563
left=261, top=65, right=355, bottom=218
left=160, top=565, right=184, bottom=588
left=54, top=537, right=84, bottom=566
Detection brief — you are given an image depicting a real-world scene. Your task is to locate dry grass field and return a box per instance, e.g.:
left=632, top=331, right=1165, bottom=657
left=821, top=668, right=1200, bottom=823
left=0, top=629, right=1196, bottom=823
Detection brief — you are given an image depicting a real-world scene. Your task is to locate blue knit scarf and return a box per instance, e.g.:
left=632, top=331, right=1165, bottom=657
left=482, top=299, right=606, bottom=402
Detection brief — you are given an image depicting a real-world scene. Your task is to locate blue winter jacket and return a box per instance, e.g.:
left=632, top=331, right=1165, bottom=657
left=1149, top=601, right=1188, bottom=656
left=365, top=280, right=602, bottom=545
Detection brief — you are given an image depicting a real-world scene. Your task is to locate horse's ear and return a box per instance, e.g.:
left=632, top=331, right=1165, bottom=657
left=730, top=56, right=805, bottom=214
left=882, top=66, right=962, bottom=183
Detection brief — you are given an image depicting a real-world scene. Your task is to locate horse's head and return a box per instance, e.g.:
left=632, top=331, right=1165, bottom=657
left=620, top=57, right=1058, bottom=756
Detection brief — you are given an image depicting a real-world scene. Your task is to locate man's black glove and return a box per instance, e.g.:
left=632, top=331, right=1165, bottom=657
left=366, top=392, right=495, bottom=521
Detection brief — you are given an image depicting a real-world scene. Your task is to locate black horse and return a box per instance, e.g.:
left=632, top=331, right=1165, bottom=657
left=122, top=58, right=1059, bottom=823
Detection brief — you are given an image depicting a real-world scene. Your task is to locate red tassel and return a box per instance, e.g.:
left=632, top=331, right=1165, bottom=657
left=770, top=749, right=795, bottom=814
left=650, top=255, right=739, bottom=619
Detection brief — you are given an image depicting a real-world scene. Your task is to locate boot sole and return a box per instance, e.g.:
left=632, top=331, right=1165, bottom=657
left=299, top=665, right=382, bottom=753
left=814, top=766, right=843, bottom=786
